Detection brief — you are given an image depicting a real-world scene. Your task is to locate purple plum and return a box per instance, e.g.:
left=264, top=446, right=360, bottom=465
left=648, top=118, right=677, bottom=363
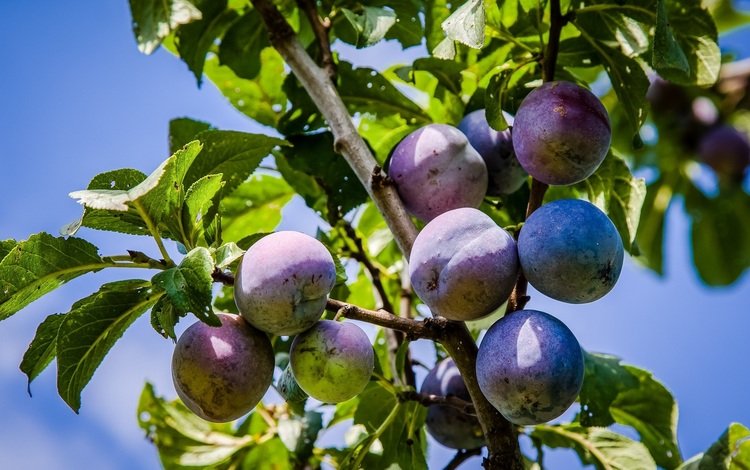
left=421, top=358, right=485, bottom=449
left=458, top=109, right=527, bottom=195
left=234, top=231, right=336, bottom=335
left=409, top=207, right=519, bottom=321
left=290, top=320, right=374, bottom=403
left=389, top=124, right=488, bottom=221
left=513, top=81, right=611, bottom=185
left=172, top=313, right=275, bottom=422
left=476, top=309, right=584, bottom=425
left=518, top=199, right=623, bottom=303
left=698, top=125, right=750, bottom=180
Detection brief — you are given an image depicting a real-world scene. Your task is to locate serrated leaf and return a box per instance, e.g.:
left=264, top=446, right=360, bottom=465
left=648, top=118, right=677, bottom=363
left=339, top=7, right=397, bottom=48
left=170, top=117, right=213, bottom=154
left=218, top=9, right=269, bottom=80
left=441, top=0, right=485, bottom=49
left=20, top=313, right=65, bottom=392
left=0, top=234, right=106, bottom=320
left=57, top=280, right=161, bottom=411
left=129, top=0, right=202, bottom=55
left=579, top=352, right=681, bottom=469
left=175, top=0, right=238, bottom=85
left=138, top=382, right=254, bottom=469
left=182, top=174, right=224, bottom=248
left=152, top=247, right=218, bottom=325
left=677, top=422, right=750, bottom=469
left=532, top=424, right=657, bottom=470
left=220, top=175, right=294, bottom=244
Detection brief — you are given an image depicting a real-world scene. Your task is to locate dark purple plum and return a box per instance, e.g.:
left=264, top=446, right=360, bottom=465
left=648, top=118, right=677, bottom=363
left=513, top=81, right=611, bottom=185
left=389, top=124, right=488, bottom=221
left=646, top=76, right=693, bottom=117
left=290, top=320, right=374, bottom=403
left=172, top=313, right=275, bottom=422
left=234, top=231, right=336, bottom=335
left=409, top=208, right=519, bottom=321
left=476, top=309, right=584, bottom=425
left=421, top=358, right=485, bottom=449
left=458, top=109, right=527, bottom=195
left=518, top=199, right=623, bottom=303
left=698, top=125, right=750, bottom=180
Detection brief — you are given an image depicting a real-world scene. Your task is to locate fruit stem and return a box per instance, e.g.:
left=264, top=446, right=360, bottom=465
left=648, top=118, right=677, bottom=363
left=542, top=0, right=564, bottom=83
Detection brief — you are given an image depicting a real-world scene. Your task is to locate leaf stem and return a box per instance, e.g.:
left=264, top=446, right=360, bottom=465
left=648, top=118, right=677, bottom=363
left=132, top=200, right=175, bottom=267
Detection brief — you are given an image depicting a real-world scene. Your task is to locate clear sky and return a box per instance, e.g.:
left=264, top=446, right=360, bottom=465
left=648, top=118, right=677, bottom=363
left=1, top=2, right=749, bottom=469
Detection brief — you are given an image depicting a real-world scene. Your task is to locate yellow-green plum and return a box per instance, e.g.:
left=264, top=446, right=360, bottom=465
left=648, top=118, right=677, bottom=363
left=234, top=231, right=336, bottom=335
left=290, top=320, right=374, bottom=403
left=421, top=358, right=485, bottom=450
left=458, top=109, right=527, bottom=195
left=476, top=309, right=584, bottom=425
left=513, top=81, right=611, bottom=185
left=171, top=314, right=274, bottom=422
left=389, top=124, right=488, bottom=221
left=518, top=199, right=623, bottom=303
left=409, top=208, right=518, bottom=321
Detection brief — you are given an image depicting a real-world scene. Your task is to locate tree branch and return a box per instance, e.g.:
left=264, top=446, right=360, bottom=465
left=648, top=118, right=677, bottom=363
left=295, top=0, right=336, bottom=80
left=250, top=0, right=418, bottom=258
left=398, top=390, right=476, bottom=416
left=326, top=298, right=444, bottom=341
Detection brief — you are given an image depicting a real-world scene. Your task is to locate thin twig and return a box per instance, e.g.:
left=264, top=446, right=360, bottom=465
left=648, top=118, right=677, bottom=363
left=295, top=0, right=336, bottom=80
left=444, top=448, right=483, bottom=470
left=325, top=298, right=443, bottom=341
left=398, top=390, right=476, bottom=416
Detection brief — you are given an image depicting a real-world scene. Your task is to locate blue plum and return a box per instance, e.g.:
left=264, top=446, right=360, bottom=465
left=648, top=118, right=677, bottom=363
left=513, top=81, right=611, bottom=185
left=409, top=208, right=519, bottom=321
left=458, top=109, right=527, bottom=195
left=518, top=199, right=623, bottom=303
left=698, top=125, right=750, bottom=180
left=172, top=313, right=275, bottom=422
left=234, top=231, right=336, bottom=335
left=389, top=124, right=488, bottom=221
left=421, top=358, right=485, bottom=449
left=290, top=320, right=374, bottom=403
left=476, top=309, right=584, bottom=425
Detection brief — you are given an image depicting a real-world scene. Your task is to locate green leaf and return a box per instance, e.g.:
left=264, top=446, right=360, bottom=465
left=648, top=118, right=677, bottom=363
left=412, top=57, right=464, bottom=95
left=339, top=7, right=397, bottom=48
left=371, top=0, right=424, bottom=48
left=277, top=411, right=323, bottom=464
left=652, top=0, right=690, bottom=78
left=213, top=242, right=244, bottom=270
left=175, top=0, right=238, bottom=85
left=677, top=422, right=750, bottom=469
left=182, top=174, right=224, bottom=248
left=574, top=4, right=652, bottom=58
left=220, top=175, right=294, bottom=244
left=218, top=9, right=269, bottom=80
left=57, top=280, right=161, bottom=412
left=545, top=152, right=646, bottom=251
left=532, top=424, right=657, bottom=470
left=425, top=0, right=451, bottom=53
left=655, top=0, right=720, bottom=87
left=242, top=438, right=292, bottom=470
left=0, top=239, right=16, bottom=261
left=138, top=382, right=255, bottom=469
left=151, top=295, right=180, bottom=340
left=184, top=130, right=287, bottom=197
left=441, top=0, right=485, bottom=50
left=128, top=0, right=202, bottom=54
left=0, top=233, right=106, bottom=321
left=579, top=352, right=681, bottom=469
left=203, top=48, right=288, bottom=127
left=635, top=177, right=674, bottom=275
left=170, top=117, right=213, bottom=154
left=152, top=247, right=218, bottom=325
left=20, top=313, right=65, bottom=392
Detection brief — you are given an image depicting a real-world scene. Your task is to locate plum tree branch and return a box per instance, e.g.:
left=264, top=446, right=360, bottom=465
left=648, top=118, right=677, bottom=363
left=325, top=298, right=443, bottom=341
left=398, top=390, right=476, bottom=416
left=295, top=0, right=336, bottom=80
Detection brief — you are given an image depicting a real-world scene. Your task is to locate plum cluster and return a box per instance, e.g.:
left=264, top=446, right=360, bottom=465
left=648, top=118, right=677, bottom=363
left=172, top=231, right=374, bottom=422
left=395, top=81, right=623, bottom=434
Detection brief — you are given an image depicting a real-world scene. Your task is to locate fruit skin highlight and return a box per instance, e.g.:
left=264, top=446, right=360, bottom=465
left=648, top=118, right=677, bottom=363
left=409, top=207, right=519, bottom=321
left=518, top=199, right=624, bottom=304
left=234, top=231, right=336, bottom=336
left=421, top=358, right=485, bottom=450
left=389, top=123, right=488, bottom=221
left=513, top=81, right=611, bottom=185
left=172, top=313, right=275, bottom=423
left=290, top=320, right=374, bottom=403
left=476, top=309, right=585, bottom=425
left=458, top=109, right=527, bottom=196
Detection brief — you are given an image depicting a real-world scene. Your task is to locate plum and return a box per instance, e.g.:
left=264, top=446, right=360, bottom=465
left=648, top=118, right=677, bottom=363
left=172, top=313, right=275, bottom=422
left=698, top=125, right=750, bottom=180
left=458, top=109, right=527, bottom=195
left=513, top=81, right=611, bottom=185
left=421, top=358, right=485, bottom=449
left=234, top=231, right=336, bottom=335
left=518, top=199, right=623, bottom=303
left=476, top=309, right=584, bottom=425
left=290, top=320, right=374, bottom=403
left=409, top=207, right=518, bottom=321
left=389, top=123, right=488, bottom=221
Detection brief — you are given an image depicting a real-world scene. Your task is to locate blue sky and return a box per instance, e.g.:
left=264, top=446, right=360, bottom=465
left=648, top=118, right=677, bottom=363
left=1, top=2, right=749, bottom=469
